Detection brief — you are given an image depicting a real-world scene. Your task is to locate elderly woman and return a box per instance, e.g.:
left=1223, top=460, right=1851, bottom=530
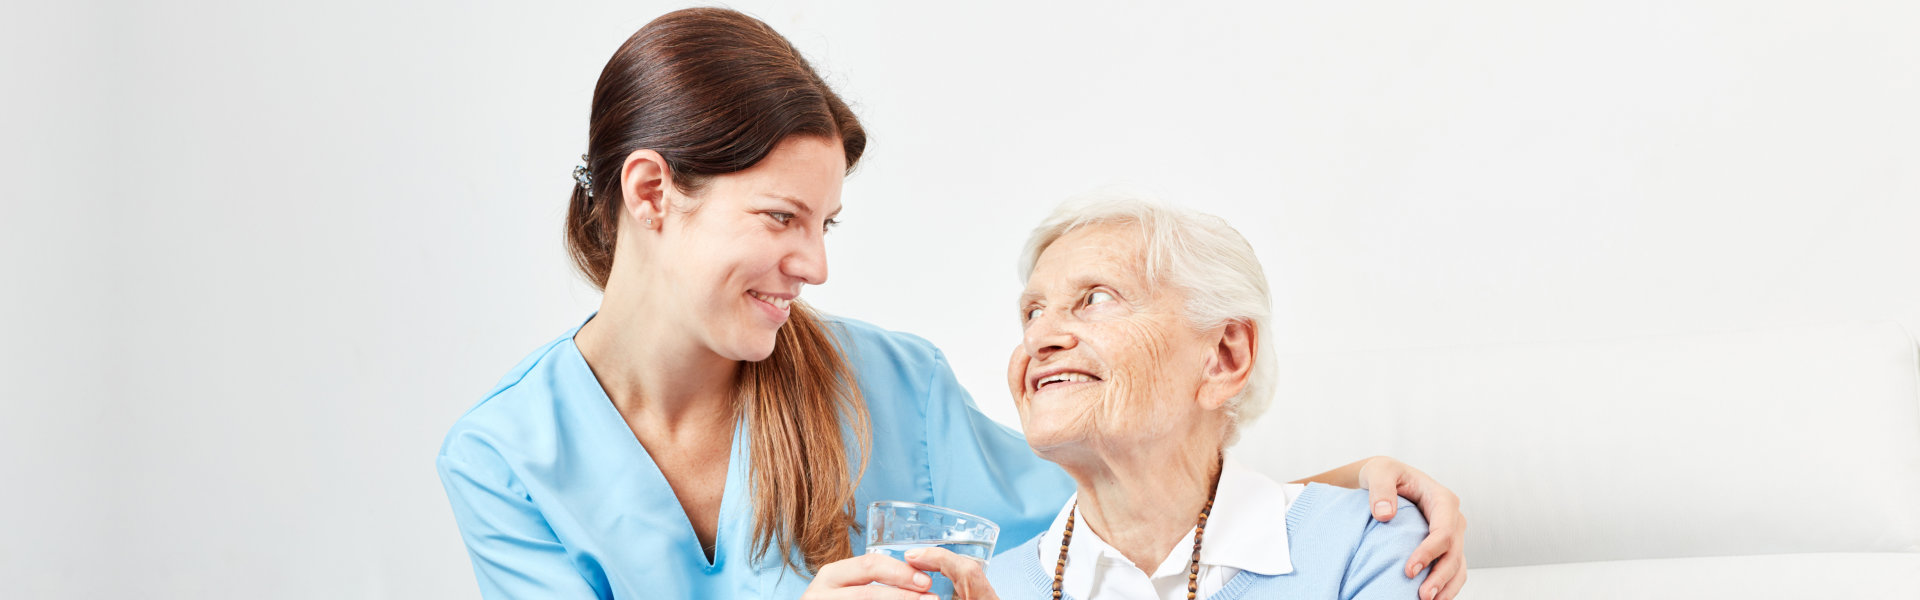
left=983, top=196, right=1430, bottom=600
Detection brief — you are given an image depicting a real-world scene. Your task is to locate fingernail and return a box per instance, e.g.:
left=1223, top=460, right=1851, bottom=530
left=905, top=548, right=926, bottom=560
left=913, top=572, right=931, bottom=589
left=1410, top=563, right=1423, bottom=576
left=1374, top=500, right=1391, bottom=517
left=1424, top=586, right=1436, bottom=600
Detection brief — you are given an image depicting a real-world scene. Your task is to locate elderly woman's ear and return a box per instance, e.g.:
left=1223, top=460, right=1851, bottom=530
left=1196, top=320, right=1258, bottom=411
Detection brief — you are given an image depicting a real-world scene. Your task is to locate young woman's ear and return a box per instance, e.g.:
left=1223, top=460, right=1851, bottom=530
left=1198, top=320, right=1256, bottom=410
left=620, top=149, right=672, bottom=229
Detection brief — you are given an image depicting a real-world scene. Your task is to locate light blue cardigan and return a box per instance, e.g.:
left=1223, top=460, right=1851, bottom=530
left=986, top=484, right=1429, bottom=600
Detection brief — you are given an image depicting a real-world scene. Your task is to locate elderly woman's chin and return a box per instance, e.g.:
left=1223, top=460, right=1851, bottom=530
left=1013, top=399, right=1098, bottom=457
left=1016, top=400, right=1151, bottom=461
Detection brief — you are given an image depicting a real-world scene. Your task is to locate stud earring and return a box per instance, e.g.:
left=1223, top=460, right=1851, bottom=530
left=646, top=218, right=654, bottom=227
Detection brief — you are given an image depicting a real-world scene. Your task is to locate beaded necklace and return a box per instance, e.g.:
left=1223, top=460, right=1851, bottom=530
left=1050, top=464, right=1222, bottom=600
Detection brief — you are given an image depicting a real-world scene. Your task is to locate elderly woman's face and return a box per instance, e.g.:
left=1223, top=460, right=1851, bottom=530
left=1007, top=223, right=1221, bottom=455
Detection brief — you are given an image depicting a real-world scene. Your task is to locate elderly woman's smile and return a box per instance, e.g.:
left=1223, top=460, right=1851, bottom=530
left=1010, top=222, right=1224, bottom=456
left=985, top=195, right=1433, bottom=600
left=1030, top=369, right=1101, bottom=392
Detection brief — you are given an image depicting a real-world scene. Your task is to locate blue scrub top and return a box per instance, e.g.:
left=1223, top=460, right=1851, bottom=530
left=437, top=315, right=1074, bottom=599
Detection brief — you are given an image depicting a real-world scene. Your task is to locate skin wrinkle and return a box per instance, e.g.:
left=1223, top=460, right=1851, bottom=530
left=1016, top=225, right=1224, bottom=457
left=1009, top=222, right=1251, bottom=573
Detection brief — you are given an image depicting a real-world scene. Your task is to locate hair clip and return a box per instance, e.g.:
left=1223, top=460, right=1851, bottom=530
left=572, top=154, right=594, bottom=198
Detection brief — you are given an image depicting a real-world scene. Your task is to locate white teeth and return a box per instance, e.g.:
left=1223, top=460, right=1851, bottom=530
left=1037, top=372, right=1097, bottom=388
left=750, top=291, right=792, bottom=310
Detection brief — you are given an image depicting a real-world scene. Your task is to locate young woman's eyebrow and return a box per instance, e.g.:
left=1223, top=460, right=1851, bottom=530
left=758, top=193, right=843, bottom=221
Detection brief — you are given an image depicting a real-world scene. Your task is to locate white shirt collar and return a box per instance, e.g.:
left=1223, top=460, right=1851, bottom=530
left=1202, top=459, right=1297, bottom=575
left=1034, top=459, right=1298, bottom=600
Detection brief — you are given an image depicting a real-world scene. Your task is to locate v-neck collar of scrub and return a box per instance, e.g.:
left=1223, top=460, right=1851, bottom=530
left=563, top=312, right=751, bottom=572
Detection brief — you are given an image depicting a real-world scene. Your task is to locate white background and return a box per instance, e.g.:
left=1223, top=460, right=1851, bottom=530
left=4, top=0, right=1916, bottom=597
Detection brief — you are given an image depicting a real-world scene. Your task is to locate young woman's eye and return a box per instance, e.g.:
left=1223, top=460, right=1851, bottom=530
left=1025, top=307, right=1043, bottom=322
left=1087, top=291, right=1115, bottom=305
left=767, top=212, right=795, bottom=225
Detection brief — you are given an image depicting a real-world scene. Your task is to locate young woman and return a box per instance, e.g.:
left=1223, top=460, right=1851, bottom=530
left=437, top=8, right=1467, bottom=600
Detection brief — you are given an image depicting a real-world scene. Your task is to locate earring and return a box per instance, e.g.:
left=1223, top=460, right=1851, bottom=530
left=646, top=218, right=654, bottom=227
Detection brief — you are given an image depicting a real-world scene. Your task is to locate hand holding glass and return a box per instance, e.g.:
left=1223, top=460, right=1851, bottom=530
left=865, top=501, right=999, bottom=600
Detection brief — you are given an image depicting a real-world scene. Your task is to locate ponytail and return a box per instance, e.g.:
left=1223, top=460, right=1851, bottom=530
left=565, top=181, right=614, bottom=290
left=741, top=302, right=868, bottom=572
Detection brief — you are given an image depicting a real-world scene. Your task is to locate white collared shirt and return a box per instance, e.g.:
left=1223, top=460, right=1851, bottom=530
left=1033, top=460, right=1304, bottom=600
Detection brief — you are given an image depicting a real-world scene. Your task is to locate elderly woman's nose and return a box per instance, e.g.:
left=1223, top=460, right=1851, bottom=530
left=1022, top=311, right=1076, bottom=358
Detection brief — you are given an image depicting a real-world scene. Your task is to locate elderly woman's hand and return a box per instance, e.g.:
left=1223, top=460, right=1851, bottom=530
left=904, top=547, right=997, bottom=600
left=1359, top=456, right=1466, bottom=600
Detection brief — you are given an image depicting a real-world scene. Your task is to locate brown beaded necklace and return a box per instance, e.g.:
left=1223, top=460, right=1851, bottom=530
left=1051, top=463, right=1223, bottom=600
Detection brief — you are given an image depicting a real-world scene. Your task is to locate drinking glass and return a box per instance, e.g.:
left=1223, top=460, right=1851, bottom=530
left=865, top=501, right=1000, bottom=600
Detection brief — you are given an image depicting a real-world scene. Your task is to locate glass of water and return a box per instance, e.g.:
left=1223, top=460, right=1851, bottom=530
left=865, top=501, right=1000, bottom=600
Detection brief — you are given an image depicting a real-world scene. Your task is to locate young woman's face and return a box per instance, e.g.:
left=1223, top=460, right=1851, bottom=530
left=659, top=135, right=846, bottom=362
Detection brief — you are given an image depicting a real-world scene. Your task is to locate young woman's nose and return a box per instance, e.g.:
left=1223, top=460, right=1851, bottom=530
left=783, top=232, right=829, bottom=285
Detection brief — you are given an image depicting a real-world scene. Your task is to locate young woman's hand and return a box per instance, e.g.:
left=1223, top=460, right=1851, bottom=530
left=801, top=549, right=998, bottom=600
left=802, top=553, right=933, bottom=599
left=1359, top=456, right=1467, bottom=600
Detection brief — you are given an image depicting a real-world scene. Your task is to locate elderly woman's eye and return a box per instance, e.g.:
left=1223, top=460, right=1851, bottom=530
left=1088, top=291, right=1114, bottom=305
left=767, top=212, right=795, bottom=224
left=1025, top=307, right=1043, bottom=322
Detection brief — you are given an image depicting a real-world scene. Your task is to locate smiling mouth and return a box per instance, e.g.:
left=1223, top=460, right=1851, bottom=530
left=748, top=290, right=793, bottom=310
left=1034, top=372, right=1102, bottom=391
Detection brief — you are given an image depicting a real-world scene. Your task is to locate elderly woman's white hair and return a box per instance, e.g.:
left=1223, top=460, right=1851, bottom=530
left=1018, top=192, right=1277, bottom=445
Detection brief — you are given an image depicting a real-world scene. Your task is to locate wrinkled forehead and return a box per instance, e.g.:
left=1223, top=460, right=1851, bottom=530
left=1020, top=222, right=1154, bottom=296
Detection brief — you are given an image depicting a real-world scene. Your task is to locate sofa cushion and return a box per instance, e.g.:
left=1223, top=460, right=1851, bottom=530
left=1458, top=553, right=1920, bottom=599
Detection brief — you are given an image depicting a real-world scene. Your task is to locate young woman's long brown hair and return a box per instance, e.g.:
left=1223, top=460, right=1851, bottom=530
left=563, top=7, right=870, bottom=574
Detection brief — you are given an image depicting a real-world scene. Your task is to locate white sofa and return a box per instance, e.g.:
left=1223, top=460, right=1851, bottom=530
left=1232, top=320, right=1920, bottom=598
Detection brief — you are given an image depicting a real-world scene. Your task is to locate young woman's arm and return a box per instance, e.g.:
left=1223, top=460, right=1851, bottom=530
left=1296, top=456, right=1467, bottom=600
